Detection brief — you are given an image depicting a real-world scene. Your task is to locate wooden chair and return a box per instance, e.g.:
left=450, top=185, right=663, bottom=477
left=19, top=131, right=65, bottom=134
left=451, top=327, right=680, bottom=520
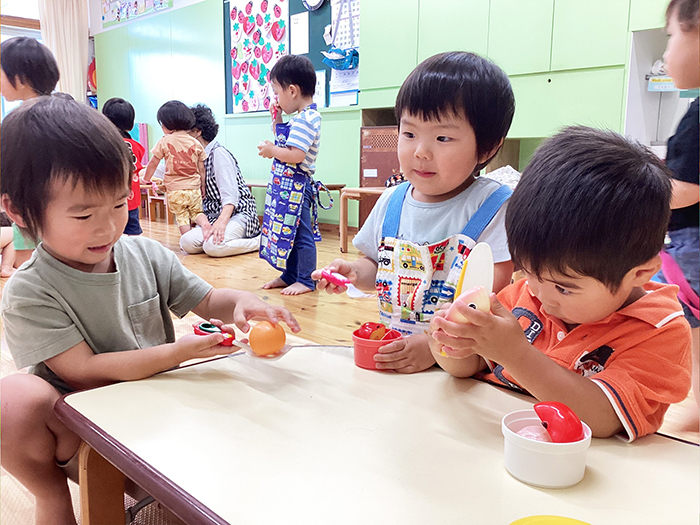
left=146, top=188, right=175, bottom=224
left=338, top=187, right=387, bottom=253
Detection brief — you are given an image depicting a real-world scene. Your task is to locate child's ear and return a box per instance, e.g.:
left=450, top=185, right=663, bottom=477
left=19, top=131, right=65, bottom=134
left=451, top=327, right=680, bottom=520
left=288, top=84, right=299, bottom=98
left=628, top=254, right=662, bottom=286
left=1, top=195, right=26, bottom=228
left=478, top=138, right=505, bottom=165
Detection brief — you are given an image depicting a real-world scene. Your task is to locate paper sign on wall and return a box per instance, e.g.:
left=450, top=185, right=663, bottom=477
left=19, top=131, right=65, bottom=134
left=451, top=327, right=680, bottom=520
left=290, top=11, right=309, bottom=55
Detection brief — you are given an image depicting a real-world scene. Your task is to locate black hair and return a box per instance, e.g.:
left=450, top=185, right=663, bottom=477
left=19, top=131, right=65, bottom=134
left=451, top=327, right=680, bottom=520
left=0, top=97, right=131, bottom=241
left=270, top=54, right=316, bottom=98
left=191, top=104, right=219, bottom=142
left=667, top=0, right=699, bottom=31
left=102, top=97, right=136, bottom=138
left=0, top=37, right=59, bottom=96
left=395, top=52, right=515, bottom=173
left=51, top=92, right=74, bottom=101
left=156, top=100, right=195, bottom=131
left=506, top=126, right=672, bottom=292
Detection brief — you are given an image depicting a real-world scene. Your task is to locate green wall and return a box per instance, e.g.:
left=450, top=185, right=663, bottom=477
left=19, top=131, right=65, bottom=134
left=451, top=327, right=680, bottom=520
left=95, top=0, right=669, bottom=226
left=95, top=0, right=226, bottom=152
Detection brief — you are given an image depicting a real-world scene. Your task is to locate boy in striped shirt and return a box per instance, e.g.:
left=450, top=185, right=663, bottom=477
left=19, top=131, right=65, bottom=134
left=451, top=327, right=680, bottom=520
left=258, top=55, right=322, bottom=295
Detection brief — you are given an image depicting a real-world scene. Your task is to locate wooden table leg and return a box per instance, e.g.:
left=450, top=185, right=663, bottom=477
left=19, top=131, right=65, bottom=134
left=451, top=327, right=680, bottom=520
left=78, top=443, right=125, bottom=525
left=339, top=191, right=350, bottom=253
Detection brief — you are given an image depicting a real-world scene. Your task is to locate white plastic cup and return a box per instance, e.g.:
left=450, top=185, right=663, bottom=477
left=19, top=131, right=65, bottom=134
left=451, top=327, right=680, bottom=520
left=502, top=409, right=592, bottom=488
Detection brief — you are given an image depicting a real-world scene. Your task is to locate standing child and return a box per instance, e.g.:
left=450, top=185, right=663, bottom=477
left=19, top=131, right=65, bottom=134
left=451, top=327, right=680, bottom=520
left=258, top=54, right=322, bottom=296
left=1, top=36, right=60, bottom=267
left=314, top=52, right=515, bottom=374
left=0, top=97, right=300, bottom=525
left=142, top=100, right=208, bottom=236
left=658, top=0, right=699, bottom=429
left=430, top=126, right=692, bottom=441
left=102, top=97, right=146, bottom=235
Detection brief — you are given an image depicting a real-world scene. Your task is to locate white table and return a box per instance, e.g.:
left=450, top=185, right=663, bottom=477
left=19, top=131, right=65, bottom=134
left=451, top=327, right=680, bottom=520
left=56, top=346, right=699, bottom=525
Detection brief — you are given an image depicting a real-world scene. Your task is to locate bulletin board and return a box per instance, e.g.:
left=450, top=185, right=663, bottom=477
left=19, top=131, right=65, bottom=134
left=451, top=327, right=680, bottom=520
left=225, top=0, right=358, bottom=114
left=101, top=0, right=173, bottom=28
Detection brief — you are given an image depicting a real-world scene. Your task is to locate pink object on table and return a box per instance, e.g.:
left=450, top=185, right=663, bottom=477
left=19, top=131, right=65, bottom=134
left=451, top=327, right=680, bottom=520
left=516, top=425, right=552, bottom=442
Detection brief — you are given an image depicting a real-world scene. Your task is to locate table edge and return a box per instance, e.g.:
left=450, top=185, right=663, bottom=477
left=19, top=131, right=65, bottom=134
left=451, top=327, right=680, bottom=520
left=55, top=395, right=230, bottom=525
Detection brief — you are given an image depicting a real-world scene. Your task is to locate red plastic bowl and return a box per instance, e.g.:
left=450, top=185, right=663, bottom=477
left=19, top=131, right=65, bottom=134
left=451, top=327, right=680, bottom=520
left=351, top=328, right=402, bottom=370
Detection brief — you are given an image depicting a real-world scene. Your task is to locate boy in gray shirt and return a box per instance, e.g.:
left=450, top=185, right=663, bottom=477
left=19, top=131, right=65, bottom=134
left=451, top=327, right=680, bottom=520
left=0, top=97, right=299, bottom=525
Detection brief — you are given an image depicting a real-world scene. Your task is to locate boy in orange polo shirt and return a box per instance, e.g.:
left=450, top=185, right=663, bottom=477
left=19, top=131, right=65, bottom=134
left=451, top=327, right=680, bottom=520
left=429, top=126, right=692, bottom=442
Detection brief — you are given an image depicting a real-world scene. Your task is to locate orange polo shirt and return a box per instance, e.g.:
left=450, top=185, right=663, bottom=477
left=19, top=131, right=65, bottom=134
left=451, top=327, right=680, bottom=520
left=479, top=279, right=692, bottom=442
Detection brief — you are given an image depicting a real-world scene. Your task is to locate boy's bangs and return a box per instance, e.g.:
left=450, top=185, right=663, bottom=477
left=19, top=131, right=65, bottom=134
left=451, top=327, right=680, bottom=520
left=397, top=69, right=467, bottom=123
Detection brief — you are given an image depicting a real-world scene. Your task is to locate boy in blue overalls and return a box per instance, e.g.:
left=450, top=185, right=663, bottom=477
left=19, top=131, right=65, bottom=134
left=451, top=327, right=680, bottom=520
left=314, top=52, right=516, bottom=373
left=258, top=55, right=322, bottom=296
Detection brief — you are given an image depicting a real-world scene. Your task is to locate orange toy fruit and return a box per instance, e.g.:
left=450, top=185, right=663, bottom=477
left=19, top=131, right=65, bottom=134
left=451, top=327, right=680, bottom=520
left=249, top=321, right=287, bottom=356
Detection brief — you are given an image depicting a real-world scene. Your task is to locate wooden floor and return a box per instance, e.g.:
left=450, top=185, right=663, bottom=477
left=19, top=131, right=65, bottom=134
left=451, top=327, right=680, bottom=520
left=142, top=219, right=372, bottom=347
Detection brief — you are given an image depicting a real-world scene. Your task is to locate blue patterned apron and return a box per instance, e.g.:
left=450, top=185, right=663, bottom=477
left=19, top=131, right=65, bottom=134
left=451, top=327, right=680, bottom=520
left=259, top=109, right=332, bottom=271
left=376, top=182, right=512, bottom=335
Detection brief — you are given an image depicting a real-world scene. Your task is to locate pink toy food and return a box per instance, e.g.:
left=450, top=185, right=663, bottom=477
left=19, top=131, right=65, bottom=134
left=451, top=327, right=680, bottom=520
left=446, top=286, right=491, bottom=323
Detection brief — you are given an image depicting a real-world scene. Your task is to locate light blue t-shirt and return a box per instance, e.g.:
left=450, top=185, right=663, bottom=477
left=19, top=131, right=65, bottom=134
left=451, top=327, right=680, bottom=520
left=285, top=104, right=321, bottom=176
left=353, top=177, right=511, bottom=264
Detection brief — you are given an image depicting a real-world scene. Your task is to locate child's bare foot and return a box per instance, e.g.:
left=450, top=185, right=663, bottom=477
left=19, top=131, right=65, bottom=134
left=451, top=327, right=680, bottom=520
left=1, top=267, right=15, bottom=278
left=281, top=283, right=314, bottom=295
left=263, top=277, right=288, bottom=290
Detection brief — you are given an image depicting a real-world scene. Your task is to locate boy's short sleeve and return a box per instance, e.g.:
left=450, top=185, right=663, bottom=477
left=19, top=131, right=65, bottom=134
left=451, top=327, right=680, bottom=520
left=666, top=98, right=699, bottom=185
left=149, top=240, right=213, bottom=317
left=150, top=136, right=167, bottom=160
left=286, top=110, right=321, bottom=154
left=589, top=320, right=692, bottom=442
left=2, top=293, right=85, bottom=370
left=352, top=188, right=394, bottom=261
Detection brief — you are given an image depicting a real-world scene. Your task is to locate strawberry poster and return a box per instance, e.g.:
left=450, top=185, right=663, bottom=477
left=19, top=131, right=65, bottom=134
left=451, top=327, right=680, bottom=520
left=228, top=0, right=289, bottom=114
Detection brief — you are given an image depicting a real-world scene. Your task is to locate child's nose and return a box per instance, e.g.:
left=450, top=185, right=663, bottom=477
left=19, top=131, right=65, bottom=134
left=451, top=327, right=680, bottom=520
left=413, top=141, right=431, bottom=159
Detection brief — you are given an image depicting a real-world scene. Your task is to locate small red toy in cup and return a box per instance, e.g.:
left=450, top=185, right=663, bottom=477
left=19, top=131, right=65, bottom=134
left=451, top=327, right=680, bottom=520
left=352, top=322, right=402, bottom=369
left=515, top=401, right=585, bottom=443
left=193, top=322, right=235, bottom=346
left=533, top=402, right=585, bottom=443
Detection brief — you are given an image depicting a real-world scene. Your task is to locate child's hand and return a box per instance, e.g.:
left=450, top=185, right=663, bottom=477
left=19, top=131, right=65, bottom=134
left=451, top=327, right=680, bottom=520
left=429, top=306, right=476, bottom=359
left=430, top=294, right=528, bottom=364
left=257, top=140, right=275, bottom=159
left=231, top=291, right=301, bottom=334
left=270, top=100, right=282, bottom=124
left=372, top=333, right=436, bottom=374
left=172, top=333, right=234, bottom=363
left=311, top=259, right=357, bottom=294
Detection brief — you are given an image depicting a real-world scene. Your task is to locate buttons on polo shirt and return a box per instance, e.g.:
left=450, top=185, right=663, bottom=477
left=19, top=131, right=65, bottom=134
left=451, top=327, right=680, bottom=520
left=557, top=331, right=566, bottom=341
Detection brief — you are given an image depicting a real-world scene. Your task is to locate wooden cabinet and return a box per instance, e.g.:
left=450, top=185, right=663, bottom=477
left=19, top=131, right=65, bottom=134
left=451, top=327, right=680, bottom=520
left=359, top=0, right=420, bottom=91
left=508, top=67, right=626, bottom=138
left=550, top=0, right=631, bottom=71
left=487, top=0, right=554, bottom=75
left=417, top=0, right=489, bottom=62
left=359, top=126, right=400, bottom=226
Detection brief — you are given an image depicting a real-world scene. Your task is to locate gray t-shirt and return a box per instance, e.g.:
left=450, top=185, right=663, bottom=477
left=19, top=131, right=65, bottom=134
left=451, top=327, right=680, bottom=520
left=1, top=236, right=212, bottom=393
left=353, top=177, right=511, bottom=263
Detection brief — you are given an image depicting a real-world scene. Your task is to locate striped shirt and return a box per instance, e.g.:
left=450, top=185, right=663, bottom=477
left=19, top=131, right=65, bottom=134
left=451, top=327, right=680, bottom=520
left=285, top=104, right=321, bottom=176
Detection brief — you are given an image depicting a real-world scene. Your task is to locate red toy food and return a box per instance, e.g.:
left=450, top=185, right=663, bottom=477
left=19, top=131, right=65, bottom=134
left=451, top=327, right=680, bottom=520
left=249, top=321, right=286, bottom=356
left=357, top=322, right=386, bottom=340
left=193, top=322, right=235, bottom=346
left=533, top=401, right=585, bottom=443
